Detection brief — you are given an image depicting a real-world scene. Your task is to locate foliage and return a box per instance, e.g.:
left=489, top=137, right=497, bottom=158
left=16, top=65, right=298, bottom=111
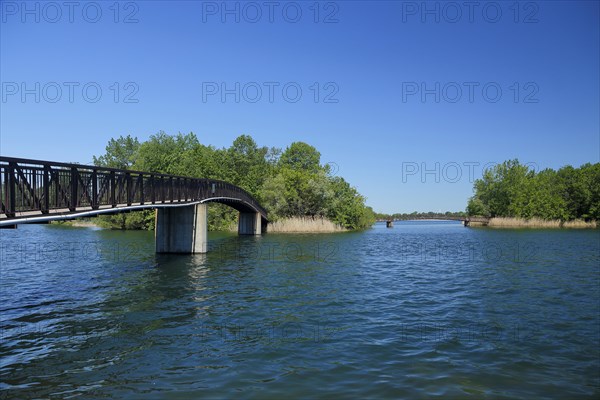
left=92, top=135, right=140, bottom=169
left=260, top=143, right=374, bottom=229
left=95, top=211, right=155, bottom=230
left=466, top=160, right=600, bottom=221
left=92, top=133, right=375, bottom=230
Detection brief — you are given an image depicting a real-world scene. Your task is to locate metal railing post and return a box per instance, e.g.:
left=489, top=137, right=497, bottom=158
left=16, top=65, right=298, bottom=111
left=70, top=167, right=78, bottom=212
left=150, top=175, right=155, bottom=204
left=92, top=169, right=98, bottom=209
left=139, top=174, right=144, bottom=205
left=7, top=162, right=16, bottom=217
left=110, top=171, right=116, bottom=207
left=43, top=165, right=50, bottom=213
left=126, top=172, right=132, bottom=206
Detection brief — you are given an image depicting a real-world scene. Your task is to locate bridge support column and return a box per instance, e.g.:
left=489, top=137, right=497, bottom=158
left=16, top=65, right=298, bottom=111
left=238, top=212, right=261, bottom=235
left=155, top=204, right=207, bottom=253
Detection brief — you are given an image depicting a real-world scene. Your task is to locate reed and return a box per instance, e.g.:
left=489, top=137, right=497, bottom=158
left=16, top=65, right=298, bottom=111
left=562, top=219, right=597, bottom=228
left=487, top=217, right=597, bottom=229
left=488, top=217, right=560, bottom=228
left=267, top=217, right=346, bottom=233
left=51, top=219, right=101, bottom=228
left=466, top=221, right=487, bottom=227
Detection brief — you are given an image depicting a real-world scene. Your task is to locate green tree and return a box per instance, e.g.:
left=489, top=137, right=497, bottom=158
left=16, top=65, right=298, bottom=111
left=525, top=169, right=568, bottom=220
left=467, top=159, right=600, bottom=222
left=135, top=131, right=199, bottom=174
left=327, top=177, right=374, bottom=229
left=279, top=142, right=322, bottom=173
left=581, top=163, right=600, bottom=219
left=466, top=196, right=489, bottom=217
left=93, top=135, right=140, bottom=169
left=471, top=160, right=533, bottom=217
left=223, top=135, right=270, bottom=199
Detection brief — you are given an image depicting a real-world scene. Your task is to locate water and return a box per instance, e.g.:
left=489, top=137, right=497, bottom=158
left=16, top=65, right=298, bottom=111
left=1, top=222, right=599, bottom=399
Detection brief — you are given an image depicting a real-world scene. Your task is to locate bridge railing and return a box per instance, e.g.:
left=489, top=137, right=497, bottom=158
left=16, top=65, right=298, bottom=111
left=0, top=157, right=267, bottom=220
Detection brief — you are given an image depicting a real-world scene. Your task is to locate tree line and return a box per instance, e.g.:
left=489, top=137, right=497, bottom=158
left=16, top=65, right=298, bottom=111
left=92, top=132, right=375, bottom=230
left=466, top=160, right=600, bottom=220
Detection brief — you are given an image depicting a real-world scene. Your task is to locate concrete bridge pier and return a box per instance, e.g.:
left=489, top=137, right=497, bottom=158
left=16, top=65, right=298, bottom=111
left=155, top=204, right=207, bottom=253
left=238, top=212, right=262, bottom=235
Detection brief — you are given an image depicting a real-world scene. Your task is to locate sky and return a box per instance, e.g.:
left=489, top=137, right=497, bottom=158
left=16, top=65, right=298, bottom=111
left=1, top=0, right=599, bottom=214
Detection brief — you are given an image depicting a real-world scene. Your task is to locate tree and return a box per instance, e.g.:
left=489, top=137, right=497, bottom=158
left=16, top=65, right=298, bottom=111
left=262, top=173, right=288, bottom=220
left=525, top=169, right=568, bottom=220
left=135, top=131, right=199, bottom=174
left=327, top=176, right=374, bottom=229
left=279, top=142, right=322, bottom=173
left=467, top=159, right=600, bottom=221
left=466, top=196, right=489, bottom=217
left=224, top=135, right=270, bottom=199
left=93, top=135, right=140, bottom=169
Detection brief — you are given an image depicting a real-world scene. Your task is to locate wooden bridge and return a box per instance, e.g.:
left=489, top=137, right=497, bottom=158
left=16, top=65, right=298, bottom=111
left=0, top=156, right=268, bottom=253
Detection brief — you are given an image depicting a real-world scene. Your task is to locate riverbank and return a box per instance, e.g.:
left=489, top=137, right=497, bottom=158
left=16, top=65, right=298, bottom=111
left=482, top=217, right=597, bottom=229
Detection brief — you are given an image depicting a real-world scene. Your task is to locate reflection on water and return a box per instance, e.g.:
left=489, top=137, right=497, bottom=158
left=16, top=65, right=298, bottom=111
left=1, top=222, right=599, bottom=398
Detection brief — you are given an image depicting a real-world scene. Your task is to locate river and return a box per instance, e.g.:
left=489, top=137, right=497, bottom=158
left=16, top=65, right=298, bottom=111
left=1, top=221, right=599, bottom=398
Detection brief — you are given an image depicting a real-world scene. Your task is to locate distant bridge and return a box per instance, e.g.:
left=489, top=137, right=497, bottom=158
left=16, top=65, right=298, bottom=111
left=0, top=156, right=268, bottom=253
left=379, top=216, right=490, bottom=226
left=391, top=216, right=466, bottom=221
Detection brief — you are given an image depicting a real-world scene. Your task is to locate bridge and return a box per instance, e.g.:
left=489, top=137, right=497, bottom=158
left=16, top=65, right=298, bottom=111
left=379, top=216, right=490, bottom=226
left=0, top=156, right=268, bottom=253
left=390, top=216, right=466, bottom=221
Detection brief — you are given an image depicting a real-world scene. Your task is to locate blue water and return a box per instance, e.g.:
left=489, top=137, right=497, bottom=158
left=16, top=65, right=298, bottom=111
left=1, top=222, right=599, bottom=398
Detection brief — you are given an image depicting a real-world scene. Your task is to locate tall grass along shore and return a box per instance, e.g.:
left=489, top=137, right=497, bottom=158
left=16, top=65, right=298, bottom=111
left=267, top=217, right=346, bottom=233
left=485, top=217, right=597, bottom=229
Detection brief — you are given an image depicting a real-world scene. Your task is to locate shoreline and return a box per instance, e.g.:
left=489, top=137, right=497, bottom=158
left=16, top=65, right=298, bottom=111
left=472, top=217, right=597, bottom=229
left=51, top=216, right=599, bottom=230
left=55, top=217, right=599, bottom=231
left=53, top=216, right=348, bottom=233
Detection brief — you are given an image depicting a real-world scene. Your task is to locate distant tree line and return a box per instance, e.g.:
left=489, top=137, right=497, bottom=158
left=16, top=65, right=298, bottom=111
left=466, top=160, right=600, bottom=220
left=92, top=132, right=375, bottom=230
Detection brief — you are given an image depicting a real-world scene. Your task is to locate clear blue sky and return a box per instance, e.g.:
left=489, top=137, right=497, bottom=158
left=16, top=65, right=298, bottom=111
left=1, top=0, right=599, bottom=214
